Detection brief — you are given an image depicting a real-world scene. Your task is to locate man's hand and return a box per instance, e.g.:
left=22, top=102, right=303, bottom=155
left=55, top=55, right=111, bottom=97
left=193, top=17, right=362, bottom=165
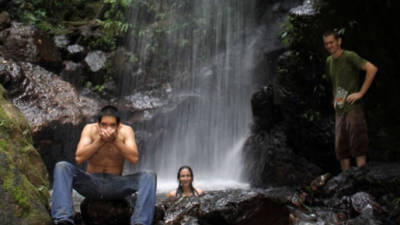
left=346, top=92, right=363, bottom=105
left=97, top=124, right=117, bottom=142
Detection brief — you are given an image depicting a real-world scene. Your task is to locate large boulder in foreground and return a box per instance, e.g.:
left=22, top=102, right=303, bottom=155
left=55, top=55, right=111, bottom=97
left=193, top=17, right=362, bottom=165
left=0, top=85, right=52, bottom=225
left=154, top=188, right=292, bottom=225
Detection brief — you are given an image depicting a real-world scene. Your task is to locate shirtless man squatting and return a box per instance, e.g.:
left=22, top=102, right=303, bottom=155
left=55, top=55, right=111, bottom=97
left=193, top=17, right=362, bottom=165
left=51, top=105, right=156, bottom=225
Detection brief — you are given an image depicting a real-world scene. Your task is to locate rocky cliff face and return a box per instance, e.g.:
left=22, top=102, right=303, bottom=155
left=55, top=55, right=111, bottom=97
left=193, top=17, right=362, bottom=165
left=0, top=85, right=52, bottom=225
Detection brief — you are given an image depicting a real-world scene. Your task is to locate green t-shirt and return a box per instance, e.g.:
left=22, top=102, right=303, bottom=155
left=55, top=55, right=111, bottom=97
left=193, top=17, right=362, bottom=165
left=326, top=50, right=367, bottom=114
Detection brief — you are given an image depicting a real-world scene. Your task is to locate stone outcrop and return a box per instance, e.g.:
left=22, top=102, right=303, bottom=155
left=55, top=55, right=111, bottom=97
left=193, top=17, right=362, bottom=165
left=0, top=55, right=99, bottom=133
left=242, top=85, right=326, bottom=188
left=289, top=163, right=400, bottom=224
left=0, top=21, right=62, bottom=68
left=0, top=84, right=52, bottom=225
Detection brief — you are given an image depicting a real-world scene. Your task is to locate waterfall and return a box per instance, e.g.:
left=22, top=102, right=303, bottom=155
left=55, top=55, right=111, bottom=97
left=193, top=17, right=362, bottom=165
left=122, top=0, right=258, bottom=192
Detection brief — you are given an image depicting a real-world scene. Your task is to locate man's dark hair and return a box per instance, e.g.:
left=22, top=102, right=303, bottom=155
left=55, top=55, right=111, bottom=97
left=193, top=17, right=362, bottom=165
left=323, top=30, right=341, bottom=39
left=97, top=105, right=120, bottom=124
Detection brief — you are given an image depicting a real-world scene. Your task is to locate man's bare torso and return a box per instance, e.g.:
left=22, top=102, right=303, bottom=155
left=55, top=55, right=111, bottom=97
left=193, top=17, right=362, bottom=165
left=85, top=123, right=128, bottom=175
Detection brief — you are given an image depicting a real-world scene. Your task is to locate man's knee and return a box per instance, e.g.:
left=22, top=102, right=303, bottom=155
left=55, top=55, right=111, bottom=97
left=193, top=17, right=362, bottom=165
left=54, top=161, right=75, bottom=174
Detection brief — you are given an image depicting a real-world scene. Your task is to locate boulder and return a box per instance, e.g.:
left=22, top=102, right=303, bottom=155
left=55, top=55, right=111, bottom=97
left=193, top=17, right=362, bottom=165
left=0, top=55, right=101, bottom=177
left=243, top=87, right=323, bottom=188
left=66, top=44, right=86, bottom=61
left=80, top=198, right=133, bottom=225
left=0, top=84, right=52, bottom=225
left=0, top=22, right=61, bottom=68
left=60, top=60, right=85, bottom=86
left=0, top=11, right=10, bottom=30
left=84, top=50, right=107, bottom=73
left=155, top=188, right=292, bottom=225
left=0, top=55, right=99, bottom=133
left=289, top=163, right=400, bottom=225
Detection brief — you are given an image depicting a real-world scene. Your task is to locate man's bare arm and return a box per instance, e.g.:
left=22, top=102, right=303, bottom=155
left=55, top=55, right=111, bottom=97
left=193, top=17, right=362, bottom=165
left=114, top=126, right=139, bottom=165
left=346, top=61, right=378, bottom=104
left=75, top=124, right=104, bottom=164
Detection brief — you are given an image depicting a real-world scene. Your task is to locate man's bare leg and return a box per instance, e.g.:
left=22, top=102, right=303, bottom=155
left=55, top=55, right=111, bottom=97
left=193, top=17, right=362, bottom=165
left=340, top=158, right=350, bottom=171
left=356, top=155, right=367, bottom=168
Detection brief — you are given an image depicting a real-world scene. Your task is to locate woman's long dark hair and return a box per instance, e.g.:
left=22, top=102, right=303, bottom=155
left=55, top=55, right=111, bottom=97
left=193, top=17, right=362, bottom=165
left=176, top=165, right=199, bottom=197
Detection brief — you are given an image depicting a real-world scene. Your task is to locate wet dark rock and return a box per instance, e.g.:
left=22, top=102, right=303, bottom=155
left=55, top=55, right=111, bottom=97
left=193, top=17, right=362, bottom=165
left=243, top=86, right=323, bottom=187
left=289, top=0, right=318, bottom=16
left=79, top=198, right=133, bottom=225
left=154, top=188, right=292, bottom=225
left=84, top=50, right=107, bottom=72
left=66, top=44, right=86, bottom=61
left=322, top=163, right=400, bottom=198
left=71, top=188, right=292, bottom=225
left=0, top=22, right=61, bottom=68
left=0, top=55, right=99, bottom=133
left=245, top=48, right=337, bottom=182
left=289, top=163, right=400, bottom=224
left=351, top=192, right=377, bottom=213
left=60, top=60, right=85, bottom=86
left=54, top=35, right=71, bottom=49
left=250, top=85, right=281, bottom=131
left=242, top=124, right=322, bottom=188
left=0, top=11, right=10, bottom=30
left=102, top=79, right=118, bottom=96
left=109, top=47, right=140, bottom=95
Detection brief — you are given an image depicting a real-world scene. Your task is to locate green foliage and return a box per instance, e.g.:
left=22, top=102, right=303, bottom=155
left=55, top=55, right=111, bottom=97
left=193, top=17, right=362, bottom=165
left=98, top=0, right=134, bottom=35
left=394, top=197, right=400, bottom=205
left=94, top=84, right=105, bottom=92
left=129, top=54, right=138, bottom=64
left=84, top=81, right=105, bottom=93
left=96, top=19, right=132, bottom=36
left=280, top=16, right=295, bottom=48
left=85, top=34, right=116, bottom=51
left=302, top=110, right=322, bottom=122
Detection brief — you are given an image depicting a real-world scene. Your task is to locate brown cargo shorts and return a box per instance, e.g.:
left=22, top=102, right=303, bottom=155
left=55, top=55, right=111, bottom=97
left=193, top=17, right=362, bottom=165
left=335, top=108, right=368, bottom=160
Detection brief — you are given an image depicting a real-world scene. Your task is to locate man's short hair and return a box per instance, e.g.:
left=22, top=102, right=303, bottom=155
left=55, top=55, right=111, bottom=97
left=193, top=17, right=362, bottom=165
left=97, top=105, right=120, bottom=124
left=323, top=30, right=341, bottom=39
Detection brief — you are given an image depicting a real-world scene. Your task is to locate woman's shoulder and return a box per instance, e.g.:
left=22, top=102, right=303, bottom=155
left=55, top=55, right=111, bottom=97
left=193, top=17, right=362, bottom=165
left=195, top=188, right=204, bottom=195
left=167, top=190, right=177, bottom=198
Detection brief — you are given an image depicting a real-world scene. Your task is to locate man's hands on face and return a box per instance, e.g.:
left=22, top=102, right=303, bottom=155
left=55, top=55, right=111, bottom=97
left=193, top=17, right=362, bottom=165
left=97, top=124, right=119, bottom=143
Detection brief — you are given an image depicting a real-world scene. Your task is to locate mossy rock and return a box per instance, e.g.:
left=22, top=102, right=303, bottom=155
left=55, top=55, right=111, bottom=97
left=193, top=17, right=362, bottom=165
left=0, top=85, right=52, bottom=225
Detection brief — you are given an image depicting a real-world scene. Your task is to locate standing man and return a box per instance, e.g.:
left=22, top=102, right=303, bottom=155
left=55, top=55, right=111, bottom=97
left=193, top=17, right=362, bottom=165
left=323, top=30, right=378, bottom=171
left=51, top=105, right=156, bottom=225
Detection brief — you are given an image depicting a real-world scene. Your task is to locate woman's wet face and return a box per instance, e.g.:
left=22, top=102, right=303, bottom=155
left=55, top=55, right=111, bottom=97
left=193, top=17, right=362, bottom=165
left=179, top=168, right=192, bottom=186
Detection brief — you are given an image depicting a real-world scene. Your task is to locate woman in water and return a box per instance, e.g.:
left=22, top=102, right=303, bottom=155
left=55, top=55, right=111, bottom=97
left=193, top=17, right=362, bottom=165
left=167, top=165, right=204, bottom=198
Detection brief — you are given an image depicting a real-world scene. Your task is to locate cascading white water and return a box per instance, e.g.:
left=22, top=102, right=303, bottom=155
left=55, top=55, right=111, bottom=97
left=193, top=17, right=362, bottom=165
left=123, top=0, right=258, bottom=192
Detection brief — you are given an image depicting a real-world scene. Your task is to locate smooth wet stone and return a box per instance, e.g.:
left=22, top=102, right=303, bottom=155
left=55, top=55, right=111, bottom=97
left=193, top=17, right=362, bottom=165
left=80, top=198, right=133, bottom=225
left=54, top=35, right=70, bottom=49
left=67, top=44, right=85, bottom=55
left=154, top=188, right=292, bottom=225
left=84, top=50, right=107, bottom=72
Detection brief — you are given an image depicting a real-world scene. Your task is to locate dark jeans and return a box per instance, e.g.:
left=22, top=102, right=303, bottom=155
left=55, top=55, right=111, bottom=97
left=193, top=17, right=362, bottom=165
left=51, top=161, right=156, bottom=225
